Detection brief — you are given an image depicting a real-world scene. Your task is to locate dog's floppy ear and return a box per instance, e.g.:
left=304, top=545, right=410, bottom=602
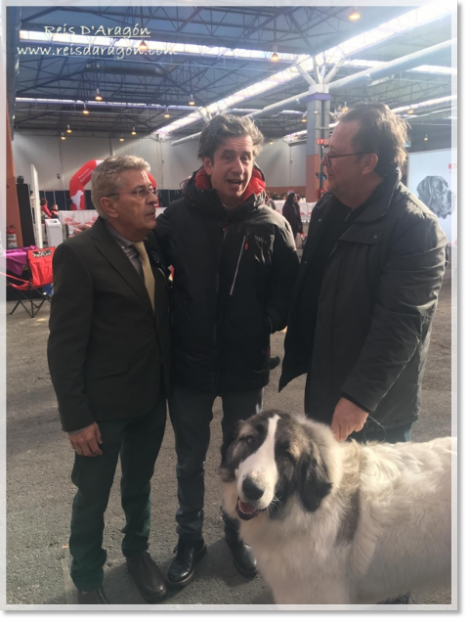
left=220, top=420, right=242, bottom=466
left=298, top=451, right=332, bottom=513
left=417, top=177, right=433, bottom=207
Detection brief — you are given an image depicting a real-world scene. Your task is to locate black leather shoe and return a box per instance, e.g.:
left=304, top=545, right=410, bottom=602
left=225, top=533, right=257, bottom=578
left=77, top=586, right=110, bottom=605
left=126, top=551, right=167, bottom=603
left=269, top=355, right=281, bottom=370
left=166, top=538, right=207, bottom=587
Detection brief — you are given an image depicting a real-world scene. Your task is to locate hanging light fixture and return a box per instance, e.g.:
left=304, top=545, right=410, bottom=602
left=66, top=124, right=72, bottom=134
left=164, top=107, right=171, bottom=119
left=95, top=88, right=103, bottom=102
left=424, top=134, right=429, bottom=141
left=301, top=113, right=307, bottom=123
left=138, top=40, right=149, bottom=53
left=60, top=132, right=66, bottom=141
left=341, top=102, right=349, bottom=114
left=270, top=44, right=280, bottom=62
left=269, top=140, right=273, bottom=145
left=119, top=135, right=125, bottom=142
left=188, top=94, right=195, bottom=106
left=82, top=104, right=89, bottom=116
left=349, top=8, right=361, bottom=21
left=131, top=127, right=137, bottom=136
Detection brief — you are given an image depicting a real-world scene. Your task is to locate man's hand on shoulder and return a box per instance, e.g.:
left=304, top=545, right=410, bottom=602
left=68, top=422, right=103, bottom=457
left=69, top=223, right=92, bottom=238
left=331, top=397, right=368, bottom=442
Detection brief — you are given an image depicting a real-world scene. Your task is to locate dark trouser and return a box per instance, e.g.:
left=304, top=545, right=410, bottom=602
left=350, top=422, right=413, bottom=444
left=168, top=385, right=263, bottom=540
left=69, top=394, right=166, bottom=592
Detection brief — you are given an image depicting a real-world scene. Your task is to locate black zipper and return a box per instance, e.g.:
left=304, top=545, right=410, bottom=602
left=229, top=235, right=247, bottom=296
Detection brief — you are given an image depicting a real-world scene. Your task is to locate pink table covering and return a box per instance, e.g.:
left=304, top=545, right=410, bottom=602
left=5, top=246, right=37, bottom=276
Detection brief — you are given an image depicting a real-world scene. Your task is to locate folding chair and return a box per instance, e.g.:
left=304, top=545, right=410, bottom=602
left=4, top=247, right=55, bottom=318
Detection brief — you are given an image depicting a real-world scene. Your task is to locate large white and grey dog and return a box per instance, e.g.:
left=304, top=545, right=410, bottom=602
left=221, top=410, right=454, bottom=605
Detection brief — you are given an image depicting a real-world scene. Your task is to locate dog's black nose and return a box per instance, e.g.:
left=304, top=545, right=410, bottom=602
left=242, top=477, right=265, bottom=501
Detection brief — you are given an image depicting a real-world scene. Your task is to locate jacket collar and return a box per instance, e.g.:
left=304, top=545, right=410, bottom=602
left=90, top=217, right=155, bottom=315
left=349, top=168, right=401, bottom=224
left=183, top=164, right=267, bottom=220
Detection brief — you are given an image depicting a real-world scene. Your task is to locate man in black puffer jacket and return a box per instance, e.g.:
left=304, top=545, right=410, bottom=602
left=156, top=114, right=298, bottom=587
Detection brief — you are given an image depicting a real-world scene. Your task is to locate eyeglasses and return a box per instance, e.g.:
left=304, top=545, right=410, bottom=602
left=108, top=186, right=158, bottom=200
left=322, top=150, right=366, bottom=167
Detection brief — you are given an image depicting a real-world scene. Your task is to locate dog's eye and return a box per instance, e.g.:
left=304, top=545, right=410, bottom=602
left=241, top=435, right=256, bottom=445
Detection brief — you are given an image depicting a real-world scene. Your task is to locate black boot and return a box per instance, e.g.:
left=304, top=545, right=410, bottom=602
left=269, top=355, right=281, bottom=370
left=77, top=586, right=110, bottom=605
left=166, top=537, right=207, bottom=588
left=224, top=524, right=257, bottom=579
left=126, top=550, right=167, bottom=603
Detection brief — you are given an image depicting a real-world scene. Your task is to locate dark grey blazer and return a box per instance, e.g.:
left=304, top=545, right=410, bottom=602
left=48, top=217, right=170, bottom=432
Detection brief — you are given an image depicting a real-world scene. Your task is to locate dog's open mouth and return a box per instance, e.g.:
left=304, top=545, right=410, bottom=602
left=236, top=498, right=265, bottom=520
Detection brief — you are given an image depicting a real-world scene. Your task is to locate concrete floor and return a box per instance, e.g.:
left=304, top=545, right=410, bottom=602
left=4, top=277, right=455, bottom=610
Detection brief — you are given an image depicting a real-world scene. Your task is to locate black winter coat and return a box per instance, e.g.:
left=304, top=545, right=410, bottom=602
left=282, top=201, right=303, bottom=238
left=156, top=166, right=299, bottom=393
left=280, top=169, right=447, bottom=431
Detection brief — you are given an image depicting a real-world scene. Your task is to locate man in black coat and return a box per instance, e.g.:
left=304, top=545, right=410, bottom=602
left=281, top=103, right=447, bottom=447
left=48, top=156, right=171, bottom=605
left=156, top=114, right=298, bottom=587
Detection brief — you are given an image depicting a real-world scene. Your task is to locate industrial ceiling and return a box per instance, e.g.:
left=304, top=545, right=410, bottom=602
left=7, top=3, right=456, bottom=148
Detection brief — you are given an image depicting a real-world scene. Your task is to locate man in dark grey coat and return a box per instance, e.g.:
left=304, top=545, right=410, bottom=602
left=281, top=103, right=447, bottom=447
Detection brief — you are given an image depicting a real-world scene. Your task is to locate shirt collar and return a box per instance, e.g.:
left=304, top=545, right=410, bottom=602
left=105, top=221, right=137, bottom=248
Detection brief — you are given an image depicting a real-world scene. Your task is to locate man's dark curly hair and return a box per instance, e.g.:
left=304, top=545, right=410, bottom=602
left=340, top=103, right=409, bottom=177
left=198, top=114, right=264, bottom=161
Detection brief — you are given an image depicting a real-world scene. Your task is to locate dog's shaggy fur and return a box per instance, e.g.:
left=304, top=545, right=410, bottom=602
left=221, top=410, right=454, bottom=605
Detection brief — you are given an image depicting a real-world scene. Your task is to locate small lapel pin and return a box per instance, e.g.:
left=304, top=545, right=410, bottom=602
left=149, top=251, right=160, bottom=265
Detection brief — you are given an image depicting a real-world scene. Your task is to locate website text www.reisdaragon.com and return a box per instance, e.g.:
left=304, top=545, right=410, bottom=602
left=17, top=45, right=176, bottom=58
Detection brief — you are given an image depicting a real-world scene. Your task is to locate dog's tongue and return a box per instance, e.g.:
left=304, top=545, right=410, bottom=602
left=238, top=499, right=256, bottom=514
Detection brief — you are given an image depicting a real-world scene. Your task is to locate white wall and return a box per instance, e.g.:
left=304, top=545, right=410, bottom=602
left=12, top=133, right=305, bottom=190
left=161, top=139, right=199, bottom=188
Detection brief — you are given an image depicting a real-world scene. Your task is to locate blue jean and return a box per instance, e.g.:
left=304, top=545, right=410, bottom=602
left=168, top=385, right=263, bottom=540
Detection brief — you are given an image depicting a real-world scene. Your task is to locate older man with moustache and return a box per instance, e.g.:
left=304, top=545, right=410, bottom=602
left=48, top=156, right=170, bottom=605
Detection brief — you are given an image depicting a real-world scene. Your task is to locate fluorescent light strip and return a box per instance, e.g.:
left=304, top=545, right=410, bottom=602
left=392, top=94, right=455, bottom=113
left=15, top=98, right=310, bottom=120
left=283, top=95, right=456, bottom=142
left=345, top=59, right=455, bottom=76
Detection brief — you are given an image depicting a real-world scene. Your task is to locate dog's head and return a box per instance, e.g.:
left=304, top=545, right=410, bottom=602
left=417, top=175, right=454, bottom=219
left=221, top=410, right=335, bottom=521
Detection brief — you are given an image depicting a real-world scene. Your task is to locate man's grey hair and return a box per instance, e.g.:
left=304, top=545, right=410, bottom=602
left=91, top=155, right=150, bottom=218
left=197, top=114, right=264, bottom=161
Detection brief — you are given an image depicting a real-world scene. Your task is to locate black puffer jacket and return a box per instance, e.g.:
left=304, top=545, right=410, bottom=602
left=156, top=165, right=299, bottom=393
left=280, top=169, right=447, bottom=431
